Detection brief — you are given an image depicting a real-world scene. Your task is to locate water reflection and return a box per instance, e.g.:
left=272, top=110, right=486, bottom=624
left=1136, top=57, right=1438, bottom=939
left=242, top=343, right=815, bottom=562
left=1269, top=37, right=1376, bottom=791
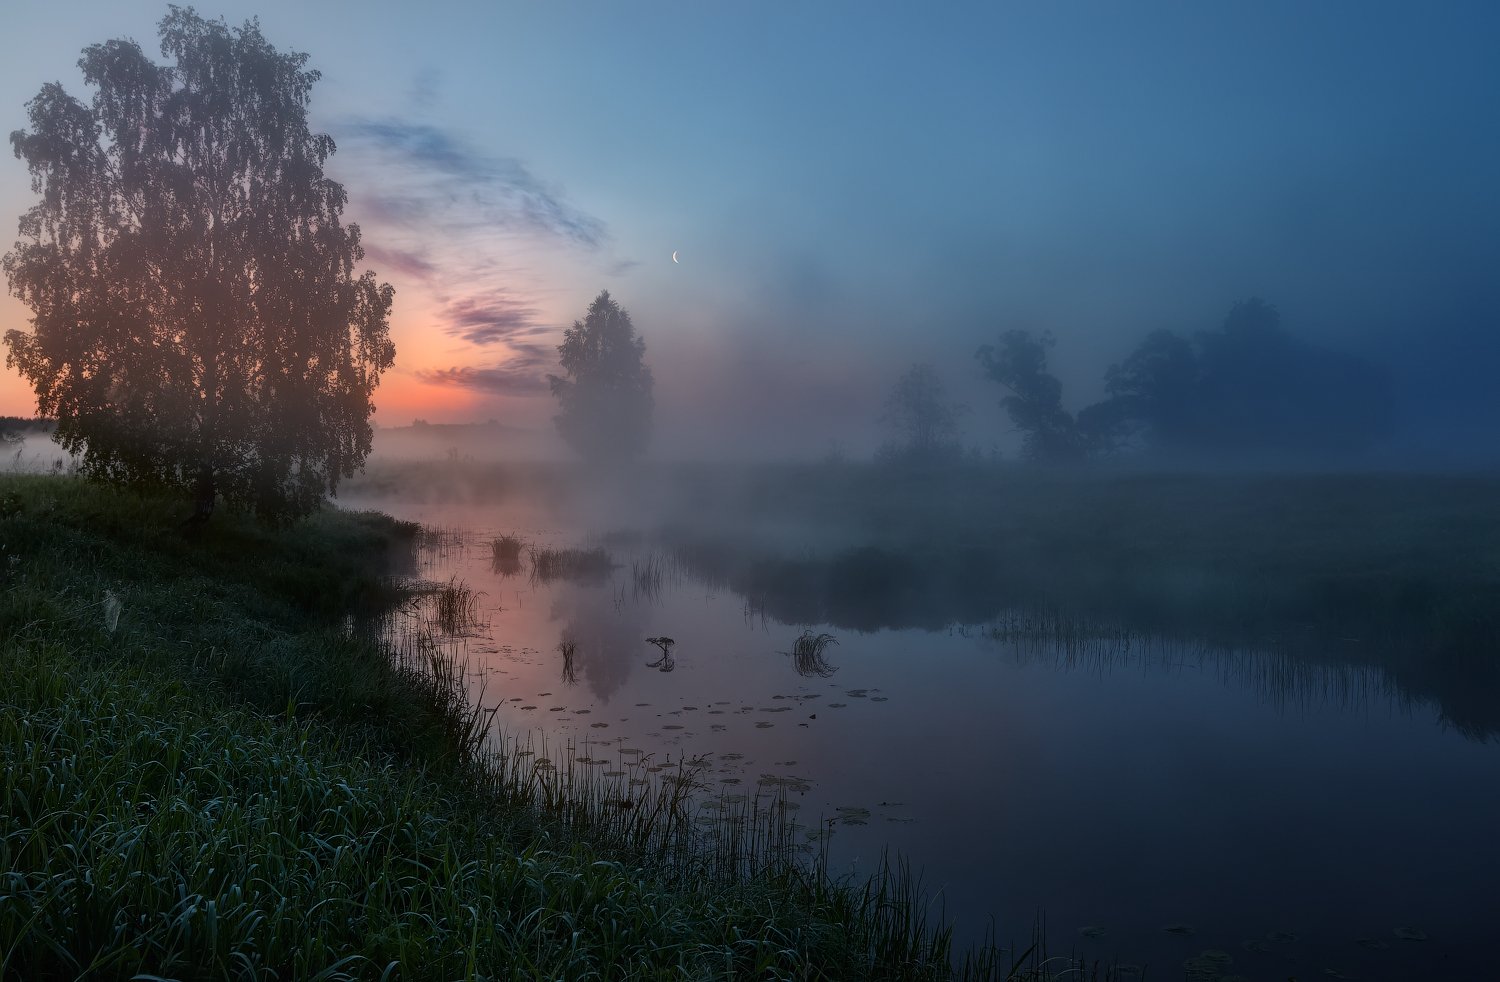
left=382, top=503, right=1500, bottom=980
left=783, top=630, right=839, bottom=678
left=645, top=636, right=676, bottom=672
left=546, top=581, right=648, bottom=702
left=489, top=534, right=525, bottom=577
left=557, top=635, right=579, bottom=686
left=668, top=536, right=1500, bottom=741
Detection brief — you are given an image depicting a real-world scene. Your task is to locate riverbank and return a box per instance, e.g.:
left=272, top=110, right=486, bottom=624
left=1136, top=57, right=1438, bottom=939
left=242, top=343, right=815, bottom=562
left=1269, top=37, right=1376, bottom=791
left=0, top=475, right=1015, bottom=980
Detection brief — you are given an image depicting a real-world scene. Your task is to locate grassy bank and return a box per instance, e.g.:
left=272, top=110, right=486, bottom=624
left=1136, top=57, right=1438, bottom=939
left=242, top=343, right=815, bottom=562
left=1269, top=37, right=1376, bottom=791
left=0, top=475, right=1038, bottom=980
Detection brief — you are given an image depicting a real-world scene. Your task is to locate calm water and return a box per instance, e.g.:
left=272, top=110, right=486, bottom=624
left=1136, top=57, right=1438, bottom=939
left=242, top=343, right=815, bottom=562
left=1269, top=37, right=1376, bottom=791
left=360, top=496, right=1500, bottom=980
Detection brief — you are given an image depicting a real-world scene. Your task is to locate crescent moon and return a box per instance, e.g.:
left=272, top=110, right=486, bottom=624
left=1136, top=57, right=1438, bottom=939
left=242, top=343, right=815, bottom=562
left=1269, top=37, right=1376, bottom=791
left=671, top=251, right=679, bottom=263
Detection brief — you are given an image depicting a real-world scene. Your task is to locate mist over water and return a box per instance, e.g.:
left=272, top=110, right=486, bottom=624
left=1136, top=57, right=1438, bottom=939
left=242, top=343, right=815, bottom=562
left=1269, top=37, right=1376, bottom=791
left=341, top=444, right=1500, bottom=980
left=4, top=3, right=1499, bottom=977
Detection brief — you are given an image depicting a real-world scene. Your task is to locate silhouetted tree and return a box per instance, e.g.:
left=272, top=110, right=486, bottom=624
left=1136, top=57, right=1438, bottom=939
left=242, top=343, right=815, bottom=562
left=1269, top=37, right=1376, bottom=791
left=1090, top=299, right=1394, bottom=456
left=1089, top=328, right=1200, bottom=451
left=548, top=291, right=653, bottom=464
left=2, top=9, right=394, bottom=523
left=976, top=330, right=1087, bottom=462
left=879, top=362, right=966, bottom=463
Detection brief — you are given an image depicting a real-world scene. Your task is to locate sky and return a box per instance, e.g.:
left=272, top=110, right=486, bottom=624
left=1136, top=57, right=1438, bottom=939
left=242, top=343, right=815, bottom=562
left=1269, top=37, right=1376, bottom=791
left=1, top=0, right=1497, bottom=459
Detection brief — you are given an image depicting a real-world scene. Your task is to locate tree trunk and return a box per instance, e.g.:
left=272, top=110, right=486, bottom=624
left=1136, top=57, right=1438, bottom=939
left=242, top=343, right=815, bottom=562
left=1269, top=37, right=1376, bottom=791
left=185, top=465, right=215, bottom=529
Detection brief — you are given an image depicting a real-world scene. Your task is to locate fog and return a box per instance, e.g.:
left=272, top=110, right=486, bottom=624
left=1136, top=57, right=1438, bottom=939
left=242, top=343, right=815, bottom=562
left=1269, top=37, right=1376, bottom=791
left=5, top=2, right=1500, bottom=467
left=4, top=3, right=1500, bottom=978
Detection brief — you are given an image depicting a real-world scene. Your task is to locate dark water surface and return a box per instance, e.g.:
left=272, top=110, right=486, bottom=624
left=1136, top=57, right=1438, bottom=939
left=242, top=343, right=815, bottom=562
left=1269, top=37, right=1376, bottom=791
left=360, top=497, right=1500, bottom=980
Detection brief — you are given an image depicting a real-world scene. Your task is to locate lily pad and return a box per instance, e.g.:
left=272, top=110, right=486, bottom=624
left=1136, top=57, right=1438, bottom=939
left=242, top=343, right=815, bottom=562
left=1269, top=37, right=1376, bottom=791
left=1394, top=926, right=1428, bottom=941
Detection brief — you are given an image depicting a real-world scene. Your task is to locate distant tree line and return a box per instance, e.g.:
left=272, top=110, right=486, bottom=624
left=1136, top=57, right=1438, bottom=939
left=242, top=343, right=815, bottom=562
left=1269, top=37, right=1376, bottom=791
left=883, top=298, right=1394, bottom=466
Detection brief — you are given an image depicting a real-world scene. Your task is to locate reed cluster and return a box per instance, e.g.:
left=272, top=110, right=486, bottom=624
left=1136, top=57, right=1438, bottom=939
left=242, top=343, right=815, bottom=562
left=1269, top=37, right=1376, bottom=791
left=529, top=544, right=615, bottom=583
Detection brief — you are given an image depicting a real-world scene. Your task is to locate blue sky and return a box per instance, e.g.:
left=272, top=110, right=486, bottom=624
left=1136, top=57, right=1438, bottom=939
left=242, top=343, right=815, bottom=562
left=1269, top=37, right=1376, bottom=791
left=2, top=1, right=1497, bottom=457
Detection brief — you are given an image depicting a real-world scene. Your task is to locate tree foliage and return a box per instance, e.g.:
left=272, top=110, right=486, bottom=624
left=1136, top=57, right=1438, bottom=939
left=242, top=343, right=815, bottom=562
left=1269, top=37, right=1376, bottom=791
left=2, top=8, right=394, bottom=522
left=879, top=362, right=966, bottom=464
left=547, top=291, right=653, bottom=465
left=1094, top=299, right=1394, bottom=456
left=976, top=330, right=1088, bottom=463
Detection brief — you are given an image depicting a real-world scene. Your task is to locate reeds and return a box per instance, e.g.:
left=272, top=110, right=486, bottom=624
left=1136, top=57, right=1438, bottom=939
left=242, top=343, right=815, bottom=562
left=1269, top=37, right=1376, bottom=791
left=530, top=545, right=615, bottom=583
left=415, top=524, right=466, bottom=565
left=558, top=635, right=579, bottom=686
left=631, top=552, right=665, bottom=599
left=785, top=629, right=840, bottom=677
left=423, top=575, right=488, bottom=637
left=490, top=533, right=524, bottom=562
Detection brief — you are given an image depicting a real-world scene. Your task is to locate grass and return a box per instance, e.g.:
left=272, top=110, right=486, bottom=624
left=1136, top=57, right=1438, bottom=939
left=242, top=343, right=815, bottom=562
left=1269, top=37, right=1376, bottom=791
left=785, top=630, right=841, bottom=678
left=631, top=552, right=667, bottom=600
left=490, top=535, right=524, bottom=577
left=421, top=575, right=488, bottom=637
left=557, top=635, right=579, bottom=686
left=0, top=473, right=1067, bottom=980
left=529, top=545, right=616, bottom=583
left=490, top=533, right=524, bottom=562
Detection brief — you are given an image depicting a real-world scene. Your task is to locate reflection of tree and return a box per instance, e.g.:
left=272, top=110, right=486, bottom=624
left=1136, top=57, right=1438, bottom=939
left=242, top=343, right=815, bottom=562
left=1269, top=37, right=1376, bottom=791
left=667, top=534, right=1500, bottom=741
left=548, top=582, right=649, bottom=703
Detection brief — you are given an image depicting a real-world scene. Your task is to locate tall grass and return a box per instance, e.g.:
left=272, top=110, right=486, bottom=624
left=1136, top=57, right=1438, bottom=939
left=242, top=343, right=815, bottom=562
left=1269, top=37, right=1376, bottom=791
left=489, top=534, right=524, bottom=576
left=489, top=533, right=524, bottom=562
left=529, top=545, right=615, bottom=583
left=420, top=575, right=487, bottom=637
left=557, top=635, right=579, bottom=686
left=786, top=629, right=840, bottom=677
left=630, top=551, right=674, bottom=601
